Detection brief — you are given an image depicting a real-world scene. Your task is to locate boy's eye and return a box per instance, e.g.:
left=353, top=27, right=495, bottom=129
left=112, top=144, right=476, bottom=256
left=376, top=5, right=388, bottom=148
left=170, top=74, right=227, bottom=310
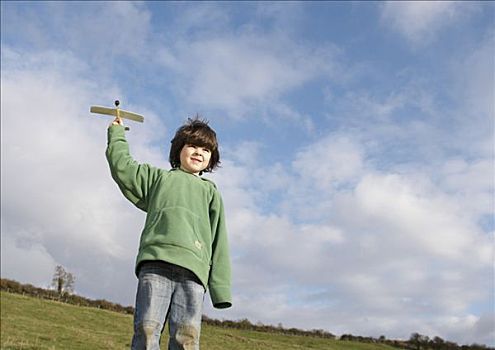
left=187, top=144, right=210, bottom=153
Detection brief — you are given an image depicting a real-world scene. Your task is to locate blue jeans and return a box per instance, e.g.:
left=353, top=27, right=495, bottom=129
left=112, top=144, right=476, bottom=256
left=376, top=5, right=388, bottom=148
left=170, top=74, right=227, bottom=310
left=131, top=261, right=205, bottom=350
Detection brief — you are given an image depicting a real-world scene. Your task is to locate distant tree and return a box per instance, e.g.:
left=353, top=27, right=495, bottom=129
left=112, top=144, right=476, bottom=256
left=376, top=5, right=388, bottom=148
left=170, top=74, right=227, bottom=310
left=432, top=336, right=445, bottom=349
left=410, top=333, right=430, bottom=350
left=341, top=334, right=354, bottom=341
left=445, top=340, right=459, bottom=349
left=470, top=344, right=488, bottom=350
left=51, top=265, right=75, bottom=295
left=237, top=318, right=252, bottom=329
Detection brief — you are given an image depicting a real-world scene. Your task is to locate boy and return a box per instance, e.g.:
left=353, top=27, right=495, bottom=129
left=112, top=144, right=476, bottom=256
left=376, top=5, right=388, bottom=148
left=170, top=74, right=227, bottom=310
left=106, top=115, right=232, bottom=350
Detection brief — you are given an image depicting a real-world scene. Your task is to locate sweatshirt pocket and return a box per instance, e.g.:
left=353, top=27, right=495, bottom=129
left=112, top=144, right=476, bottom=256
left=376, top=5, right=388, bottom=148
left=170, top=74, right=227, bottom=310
left=140, top=207, right=207, bottom=260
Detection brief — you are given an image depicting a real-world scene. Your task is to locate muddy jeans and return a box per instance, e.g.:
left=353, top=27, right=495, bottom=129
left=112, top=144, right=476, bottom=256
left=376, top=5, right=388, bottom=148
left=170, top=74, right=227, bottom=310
left=131, top=261, right=205, bottom=350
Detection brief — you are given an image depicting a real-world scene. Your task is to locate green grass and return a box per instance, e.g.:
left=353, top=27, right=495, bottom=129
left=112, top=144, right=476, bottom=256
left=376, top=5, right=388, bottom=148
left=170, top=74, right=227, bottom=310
left=1, top=291, right=400, bottom=349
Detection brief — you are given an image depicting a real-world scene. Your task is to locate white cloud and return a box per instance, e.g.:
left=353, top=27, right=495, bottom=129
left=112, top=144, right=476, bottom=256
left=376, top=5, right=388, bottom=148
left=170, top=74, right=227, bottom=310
left=380, top=1, right=479, bottom=47
left=293, top=134, right=365, bottom=190
left=352, top=173, right=483, bottom=260
left=255, top=2, right=306, bottom=33
left=1, top=234, right=56, bottom=289
left=164, top=3, right=232, bottom=38
left=456, top=30, right=495, bottom=116
left=447, top=30, right=495, bottom=158
left=163, top=37, right=327, bottom=114
left=155, top=21, right=344, bottom=124
left=2, top=2, right=152, bottom=63
left=440, top=158, right=494, bottom=219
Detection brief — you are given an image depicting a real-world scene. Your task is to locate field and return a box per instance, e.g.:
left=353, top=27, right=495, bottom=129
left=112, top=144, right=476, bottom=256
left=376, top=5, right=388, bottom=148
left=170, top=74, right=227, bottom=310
left=1, top=291, right=400, bottom=350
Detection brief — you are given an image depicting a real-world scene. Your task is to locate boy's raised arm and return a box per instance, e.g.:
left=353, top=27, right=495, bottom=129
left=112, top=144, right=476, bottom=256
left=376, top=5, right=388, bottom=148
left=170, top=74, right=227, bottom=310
left=106, top=124, right=160, bottom=212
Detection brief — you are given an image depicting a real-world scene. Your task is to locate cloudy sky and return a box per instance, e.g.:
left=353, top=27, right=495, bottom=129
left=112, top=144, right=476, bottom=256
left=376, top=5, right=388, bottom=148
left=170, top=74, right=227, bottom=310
left=1, top=1, right=494, bottom=346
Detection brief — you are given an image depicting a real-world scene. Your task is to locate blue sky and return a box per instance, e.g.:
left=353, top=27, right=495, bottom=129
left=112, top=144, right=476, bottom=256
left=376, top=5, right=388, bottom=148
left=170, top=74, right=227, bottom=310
left=1, top=1, right=494, bottom=346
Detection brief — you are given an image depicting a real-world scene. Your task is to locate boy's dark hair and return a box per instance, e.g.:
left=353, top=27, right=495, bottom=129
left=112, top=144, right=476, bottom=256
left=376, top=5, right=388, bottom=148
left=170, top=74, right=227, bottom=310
left=169, top=116, right=221, bottom=173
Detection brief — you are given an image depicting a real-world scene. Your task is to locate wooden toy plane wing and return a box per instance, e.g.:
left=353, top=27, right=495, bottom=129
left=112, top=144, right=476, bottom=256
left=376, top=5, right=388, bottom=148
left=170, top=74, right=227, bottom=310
left=90, top=106, right=144, bottom=123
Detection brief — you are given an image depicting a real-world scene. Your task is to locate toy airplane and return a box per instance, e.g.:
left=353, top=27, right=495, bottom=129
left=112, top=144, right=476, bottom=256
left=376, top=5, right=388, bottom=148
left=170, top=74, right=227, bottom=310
left=90, top=100, right=144, bottom=124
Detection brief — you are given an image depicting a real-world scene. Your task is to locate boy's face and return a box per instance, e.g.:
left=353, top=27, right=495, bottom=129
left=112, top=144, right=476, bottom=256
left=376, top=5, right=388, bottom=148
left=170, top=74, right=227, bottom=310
left=179, top=144, right=212, bottom=175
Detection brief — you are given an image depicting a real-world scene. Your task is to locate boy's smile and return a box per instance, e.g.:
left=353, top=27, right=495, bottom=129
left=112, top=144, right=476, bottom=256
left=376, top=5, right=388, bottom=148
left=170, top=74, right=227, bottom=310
left=179, top=144, right=211, bottom=175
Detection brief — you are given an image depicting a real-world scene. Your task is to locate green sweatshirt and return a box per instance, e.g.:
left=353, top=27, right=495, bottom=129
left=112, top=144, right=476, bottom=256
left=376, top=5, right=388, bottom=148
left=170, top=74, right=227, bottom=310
left=106, top=125, right=232, bottom=309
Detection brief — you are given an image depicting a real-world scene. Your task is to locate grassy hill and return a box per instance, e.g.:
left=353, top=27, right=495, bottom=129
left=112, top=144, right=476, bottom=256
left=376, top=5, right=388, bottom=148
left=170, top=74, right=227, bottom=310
left=0, top=291, right=400, bottom=350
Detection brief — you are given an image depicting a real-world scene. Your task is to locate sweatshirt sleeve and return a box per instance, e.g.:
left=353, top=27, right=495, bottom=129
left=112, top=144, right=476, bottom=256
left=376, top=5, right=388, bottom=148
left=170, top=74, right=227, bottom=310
left=106, top=125, right=160, bottom=212
left=208, top=189, right=232, bottom=309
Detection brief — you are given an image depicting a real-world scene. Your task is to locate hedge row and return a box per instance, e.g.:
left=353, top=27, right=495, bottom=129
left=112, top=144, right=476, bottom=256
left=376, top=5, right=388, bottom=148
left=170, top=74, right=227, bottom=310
left=0, top=278, right=134, bottom=315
